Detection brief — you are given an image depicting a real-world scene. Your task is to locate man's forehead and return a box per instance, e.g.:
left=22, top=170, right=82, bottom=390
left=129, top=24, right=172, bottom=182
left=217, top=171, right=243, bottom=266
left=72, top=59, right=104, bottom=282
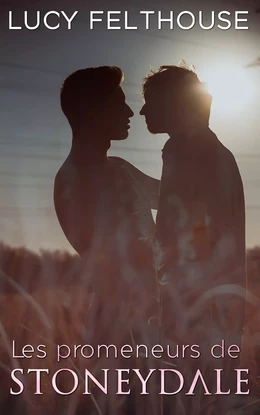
left=144, top=86, right=163, bottom=101
left=144, top=84, right=178, bottom=102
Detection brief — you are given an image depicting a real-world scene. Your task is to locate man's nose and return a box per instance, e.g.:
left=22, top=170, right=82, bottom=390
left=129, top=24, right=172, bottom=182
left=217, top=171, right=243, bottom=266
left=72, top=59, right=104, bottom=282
left=140, top=104, right=145, bottom=115
left=126, top=104, right=134, bottom=118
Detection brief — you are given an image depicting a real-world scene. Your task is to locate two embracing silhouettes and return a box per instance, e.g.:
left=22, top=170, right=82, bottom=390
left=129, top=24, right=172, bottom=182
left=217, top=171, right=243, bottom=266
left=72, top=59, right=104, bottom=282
left=54, top=64, right=246, bottom=415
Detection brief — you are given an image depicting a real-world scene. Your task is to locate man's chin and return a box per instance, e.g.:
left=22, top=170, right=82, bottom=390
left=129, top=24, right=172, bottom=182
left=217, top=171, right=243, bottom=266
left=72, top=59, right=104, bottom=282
left=146, top=122, right=166, bottom=134
left=147, top=124, right=159, bottom=134
left=112, top=130, right=129, bottom=141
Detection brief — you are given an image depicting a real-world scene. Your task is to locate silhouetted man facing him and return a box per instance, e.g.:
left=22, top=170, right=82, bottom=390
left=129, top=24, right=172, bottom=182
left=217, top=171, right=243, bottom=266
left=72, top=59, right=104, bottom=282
left=140, top=64, right=247, bottom=414
left=54, top=66, right=159, bottom=328
left=54, top=66, right=160, bottom=414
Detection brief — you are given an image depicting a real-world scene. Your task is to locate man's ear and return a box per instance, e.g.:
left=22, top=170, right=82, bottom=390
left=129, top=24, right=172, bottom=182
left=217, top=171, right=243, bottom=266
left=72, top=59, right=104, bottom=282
left=85, top=108, right=102, bottom=124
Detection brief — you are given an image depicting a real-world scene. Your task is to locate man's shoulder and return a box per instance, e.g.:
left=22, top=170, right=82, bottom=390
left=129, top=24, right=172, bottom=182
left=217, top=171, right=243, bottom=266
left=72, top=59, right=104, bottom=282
left=200, top=129, right=238, bottom=166
left=53, top=154, right=83, bottom=208
left=108, top=156, right=138, bottom=180
left=108, top=156, right=132, bottom=169
left=55, top=154, right=76, bottom=182
left=214, top=137, right=240, bottom=174
left=54, top=157, right=72, bottom=194
left=208, top=133, right=244, bottom=195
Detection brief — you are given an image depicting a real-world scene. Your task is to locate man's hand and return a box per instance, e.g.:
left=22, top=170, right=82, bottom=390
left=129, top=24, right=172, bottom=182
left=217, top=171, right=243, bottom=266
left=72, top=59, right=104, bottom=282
left=109, top=156, right=160, bottom=209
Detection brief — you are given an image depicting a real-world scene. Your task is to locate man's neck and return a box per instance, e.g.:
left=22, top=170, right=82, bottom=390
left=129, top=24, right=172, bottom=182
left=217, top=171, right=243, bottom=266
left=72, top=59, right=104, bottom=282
left=71, top=130, right=111, bottom=164
left=168, top=118, right=208, bottom=140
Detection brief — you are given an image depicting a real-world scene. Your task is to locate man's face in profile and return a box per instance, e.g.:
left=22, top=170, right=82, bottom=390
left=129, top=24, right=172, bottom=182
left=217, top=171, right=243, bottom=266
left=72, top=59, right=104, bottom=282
left=101, top=86, right=134, bottom=141
left=140, top=86, right=183, bottom=135
left=140, top=87, right=172, bottom=134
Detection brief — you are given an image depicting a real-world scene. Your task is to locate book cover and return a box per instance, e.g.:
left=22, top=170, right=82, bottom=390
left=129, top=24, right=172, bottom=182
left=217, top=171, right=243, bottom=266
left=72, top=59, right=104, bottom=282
left=1, top=0, right=260, bottom=414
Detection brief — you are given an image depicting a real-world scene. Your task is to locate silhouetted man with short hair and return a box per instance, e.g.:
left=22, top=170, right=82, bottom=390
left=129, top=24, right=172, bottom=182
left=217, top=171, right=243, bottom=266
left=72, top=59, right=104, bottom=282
left=55, top=66, right=159, bottom=320
left=54, top=66, right=160, bottom=414
left=140, top=63, right=247, bottom=414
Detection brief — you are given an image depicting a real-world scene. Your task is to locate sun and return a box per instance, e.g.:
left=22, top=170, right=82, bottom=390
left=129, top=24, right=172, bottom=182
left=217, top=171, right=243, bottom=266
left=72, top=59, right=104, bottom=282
left=200, top=63, right=254, bottom=114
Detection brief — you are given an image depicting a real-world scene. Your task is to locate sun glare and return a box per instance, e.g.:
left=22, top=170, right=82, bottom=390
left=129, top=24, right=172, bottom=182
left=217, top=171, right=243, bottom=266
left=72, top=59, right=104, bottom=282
left=200, top=63, right=254, bottom=114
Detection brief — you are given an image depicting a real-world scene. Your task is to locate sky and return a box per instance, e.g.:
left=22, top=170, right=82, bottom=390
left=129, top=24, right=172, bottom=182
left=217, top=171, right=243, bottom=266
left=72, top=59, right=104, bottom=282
left=0, top=0, right=260, bottom=253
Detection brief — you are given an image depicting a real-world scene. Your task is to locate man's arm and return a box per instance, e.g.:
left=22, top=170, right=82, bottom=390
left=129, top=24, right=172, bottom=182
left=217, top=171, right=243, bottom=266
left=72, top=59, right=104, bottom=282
left=109, top=156, right=160, bottom=209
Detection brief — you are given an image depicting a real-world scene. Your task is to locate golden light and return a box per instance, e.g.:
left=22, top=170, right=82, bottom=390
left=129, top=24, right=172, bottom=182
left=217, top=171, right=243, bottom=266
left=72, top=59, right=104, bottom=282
left=200, top=63, right=254, bottom=114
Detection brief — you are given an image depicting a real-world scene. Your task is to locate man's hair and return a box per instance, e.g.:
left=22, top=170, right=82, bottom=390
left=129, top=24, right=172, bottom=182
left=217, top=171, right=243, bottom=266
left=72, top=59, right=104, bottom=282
left=142, top=61, right=199, bottom=96
left=60, top=66, right=124, bottom=129
left=142, top=61, right=212, bottom=124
